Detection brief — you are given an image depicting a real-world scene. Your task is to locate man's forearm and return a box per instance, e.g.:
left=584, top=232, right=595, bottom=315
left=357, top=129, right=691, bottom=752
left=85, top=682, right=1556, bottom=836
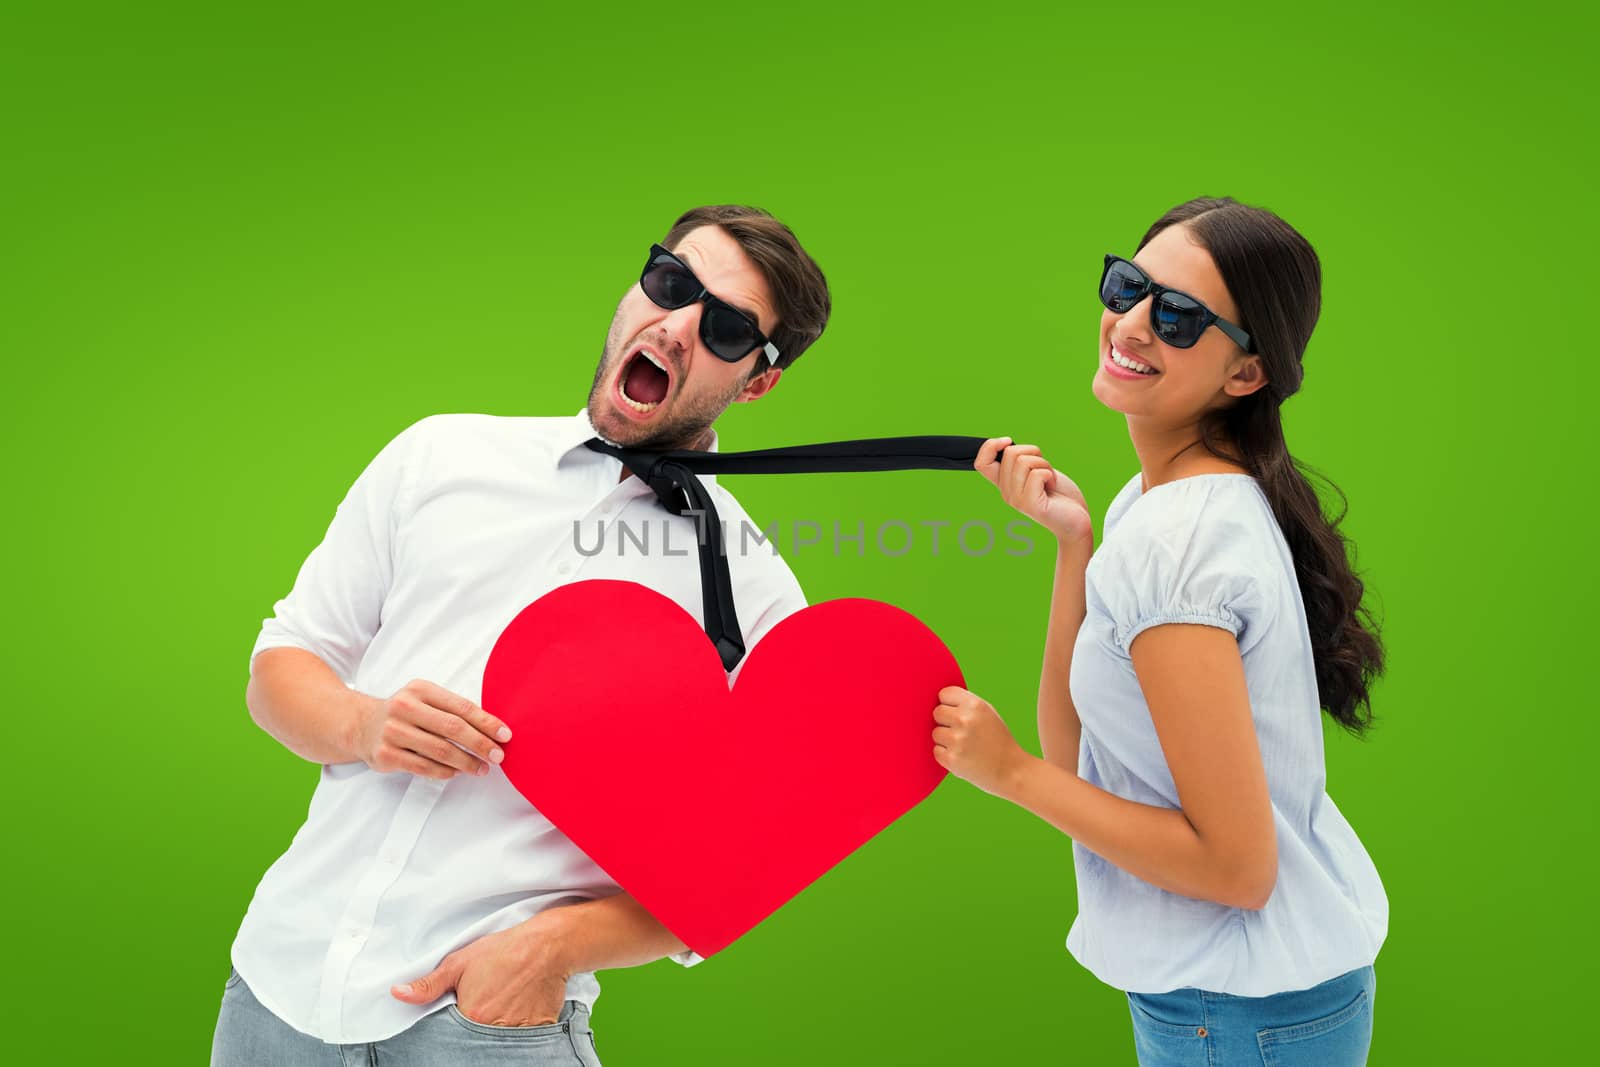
left=526, top=893, right=689, bottom=977
left=246, top=646, right=375, bottom=764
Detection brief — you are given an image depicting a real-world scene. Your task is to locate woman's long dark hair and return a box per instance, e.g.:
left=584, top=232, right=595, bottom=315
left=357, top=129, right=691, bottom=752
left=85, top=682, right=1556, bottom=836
left=1137, top=197, right=1384, bottom=734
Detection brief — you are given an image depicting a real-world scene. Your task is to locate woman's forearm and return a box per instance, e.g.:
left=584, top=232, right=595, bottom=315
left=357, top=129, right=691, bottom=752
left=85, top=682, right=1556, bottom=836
left=1038, top=538, right=1092, bottom=768
left=998, top=755, right=1274, bottom=910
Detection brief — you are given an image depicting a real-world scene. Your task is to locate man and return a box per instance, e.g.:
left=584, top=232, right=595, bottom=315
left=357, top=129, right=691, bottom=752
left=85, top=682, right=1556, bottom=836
left=212, top=205, right=831, bottom=1065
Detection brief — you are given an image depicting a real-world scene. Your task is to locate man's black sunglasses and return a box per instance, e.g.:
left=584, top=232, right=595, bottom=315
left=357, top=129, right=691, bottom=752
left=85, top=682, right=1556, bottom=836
left=1098, top=255, right=1253, bottom=352
left=640, top=244, right=780, bottom=365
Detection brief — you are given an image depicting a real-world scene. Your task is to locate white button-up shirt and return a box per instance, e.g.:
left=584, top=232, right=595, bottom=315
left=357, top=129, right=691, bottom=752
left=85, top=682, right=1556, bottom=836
left=233, top=410, right=807, bottom=1043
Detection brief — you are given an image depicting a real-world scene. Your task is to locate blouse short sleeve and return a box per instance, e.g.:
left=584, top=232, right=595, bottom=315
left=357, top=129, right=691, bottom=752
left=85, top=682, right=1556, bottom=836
left=1091, top=478, right=1276, bottom=658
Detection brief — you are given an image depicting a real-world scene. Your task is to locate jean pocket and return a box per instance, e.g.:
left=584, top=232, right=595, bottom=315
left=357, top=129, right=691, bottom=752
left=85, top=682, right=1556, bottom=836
left=224, top=967, right=243, bottom=991
left=1127, top=992, right=1207, bottom=1040
left=1256, top=988, right=1371, bottom=1067
left=446, top=1004, right=569, bottom=1040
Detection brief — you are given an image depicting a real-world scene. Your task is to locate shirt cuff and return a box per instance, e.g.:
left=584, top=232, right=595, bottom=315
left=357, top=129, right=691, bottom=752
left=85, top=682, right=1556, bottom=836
left=1118, top=608, right=1242, bottom=657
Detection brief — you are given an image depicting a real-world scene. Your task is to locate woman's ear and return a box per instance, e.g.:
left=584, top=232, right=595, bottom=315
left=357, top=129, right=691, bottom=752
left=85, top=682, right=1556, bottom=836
left=1223, top=355, right=1270, bottom=399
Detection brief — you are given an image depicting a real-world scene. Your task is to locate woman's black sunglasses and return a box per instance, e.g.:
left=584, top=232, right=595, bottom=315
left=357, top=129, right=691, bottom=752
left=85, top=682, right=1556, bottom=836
left=640, top=244, right=780, bottom=365
left=1098, top=255, right=1253, bottom=352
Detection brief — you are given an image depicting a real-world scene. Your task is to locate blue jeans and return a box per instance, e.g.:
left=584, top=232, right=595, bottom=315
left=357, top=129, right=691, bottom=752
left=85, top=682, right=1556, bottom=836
left=1127, top=966, right=1375, bottom=1066
left=210, top=968, right=603, bottom=1066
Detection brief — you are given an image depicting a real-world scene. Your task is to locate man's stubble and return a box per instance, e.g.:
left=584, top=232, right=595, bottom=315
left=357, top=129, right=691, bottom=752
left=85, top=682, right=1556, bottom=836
left=585, top=298, right=751, bottom=452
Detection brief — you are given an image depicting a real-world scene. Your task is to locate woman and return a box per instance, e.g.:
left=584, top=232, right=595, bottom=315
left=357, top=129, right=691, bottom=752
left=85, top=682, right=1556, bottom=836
left=934, top=197, right=1387, bottom=1065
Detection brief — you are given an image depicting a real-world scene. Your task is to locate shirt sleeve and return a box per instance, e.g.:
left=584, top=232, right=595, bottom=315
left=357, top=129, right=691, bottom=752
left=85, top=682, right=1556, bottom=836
left=1097, top=485, right=1271, bottom=658
left=249, top=418, right=433, bottom=684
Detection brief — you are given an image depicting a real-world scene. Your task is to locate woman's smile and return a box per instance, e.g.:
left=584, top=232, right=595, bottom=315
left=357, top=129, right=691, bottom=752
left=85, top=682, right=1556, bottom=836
left=1102, top=341, right=1161, bottom=379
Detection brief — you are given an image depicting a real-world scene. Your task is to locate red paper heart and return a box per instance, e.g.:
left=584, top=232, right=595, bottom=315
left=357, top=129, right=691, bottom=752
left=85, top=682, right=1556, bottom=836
left=482, top=579, right=960, bottom=957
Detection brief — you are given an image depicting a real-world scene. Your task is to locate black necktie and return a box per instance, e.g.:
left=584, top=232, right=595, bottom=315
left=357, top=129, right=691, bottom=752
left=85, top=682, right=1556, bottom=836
left=584, top=436, right=992, bottom=671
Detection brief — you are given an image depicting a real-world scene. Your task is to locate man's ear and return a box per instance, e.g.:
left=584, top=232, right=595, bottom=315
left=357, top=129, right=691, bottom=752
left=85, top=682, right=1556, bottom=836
left=735, top=366, right=782, bottom=403
left=1222, top=355, right=1269, bottom=399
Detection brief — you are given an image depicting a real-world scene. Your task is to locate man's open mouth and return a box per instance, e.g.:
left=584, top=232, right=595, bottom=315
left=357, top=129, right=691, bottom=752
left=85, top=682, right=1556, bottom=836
left=618, top=347, right=671, bottom=414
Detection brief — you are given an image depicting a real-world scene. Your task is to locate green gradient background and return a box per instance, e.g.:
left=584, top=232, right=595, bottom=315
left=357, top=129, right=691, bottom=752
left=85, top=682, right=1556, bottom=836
left=4, top=2, right=1593, bottom=1063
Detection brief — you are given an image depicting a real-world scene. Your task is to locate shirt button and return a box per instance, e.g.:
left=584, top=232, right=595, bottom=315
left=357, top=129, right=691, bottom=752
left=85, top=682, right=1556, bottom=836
left=556, top=560, right=575, bottom=576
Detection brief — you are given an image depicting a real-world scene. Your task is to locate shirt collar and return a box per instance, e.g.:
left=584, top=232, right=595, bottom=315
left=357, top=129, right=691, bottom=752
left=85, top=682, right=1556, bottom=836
left=555, top=407, right=720, bottom=485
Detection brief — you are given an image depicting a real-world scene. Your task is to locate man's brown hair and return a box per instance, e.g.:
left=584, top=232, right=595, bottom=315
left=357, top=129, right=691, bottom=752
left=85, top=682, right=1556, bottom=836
left=662, top=205, right=830, bottom=372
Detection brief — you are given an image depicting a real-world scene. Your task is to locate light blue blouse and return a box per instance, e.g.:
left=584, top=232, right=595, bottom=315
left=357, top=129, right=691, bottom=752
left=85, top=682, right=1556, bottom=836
left=1065, top=473, right=1387, bottom=996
